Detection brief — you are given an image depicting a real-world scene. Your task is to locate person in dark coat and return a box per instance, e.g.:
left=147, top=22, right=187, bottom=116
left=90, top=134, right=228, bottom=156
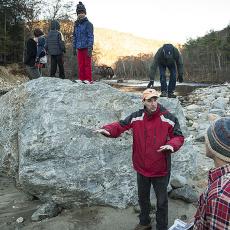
left=147, top=44, right=184, bottom=98
left=72, top=1, right=94, bottom=84
left=35, top=34, right=47, bottom=75
left=95, top=88, right=185, bottom=230
left=46, top=20, right=66, bottom=79
left=24, top=28, right=44, bottom=80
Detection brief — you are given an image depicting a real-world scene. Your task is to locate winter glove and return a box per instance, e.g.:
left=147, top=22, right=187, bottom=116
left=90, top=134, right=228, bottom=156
left=177, top=75, right=183, bottom=83
left=147, top=80, right=154, bottom=88
left=73, top=48, right=77, bottom=56
left=87, top=47, right=93, bottom=57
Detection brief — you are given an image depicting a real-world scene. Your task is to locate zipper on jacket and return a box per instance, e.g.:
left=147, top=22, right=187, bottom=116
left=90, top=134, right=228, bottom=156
left=154, top=128, right=156, bottom=145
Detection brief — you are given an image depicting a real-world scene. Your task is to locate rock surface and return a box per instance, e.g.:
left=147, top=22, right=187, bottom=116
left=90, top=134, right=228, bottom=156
left=0, top=77, right=190, bottom=208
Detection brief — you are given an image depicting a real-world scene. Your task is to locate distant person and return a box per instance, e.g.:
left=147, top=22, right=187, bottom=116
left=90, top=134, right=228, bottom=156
left=35, top=32, right=47, bottom=76
left=72, top=1, right=94, bottom=84
left=24, top=28, right=44, bottom=79
left=94, top=88, right=184, bottom=230
left=147, top=44, right=184, bottom=98
left=193, top=117, right=230, bottom=230
left=46, top=20, right=66, bottom=79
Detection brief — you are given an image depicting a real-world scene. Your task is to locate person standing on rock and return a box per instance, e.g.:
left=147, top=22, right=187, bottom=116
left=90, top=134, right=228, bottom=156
left=24, top=28, right=44, bottom=79
left=72, top=1, right=94, bottom=84
left=147, top=44, right=184, bottom=98
left=94, top=88, right=184, bottom=230
left=193, top=117, right=230, bottom=230
left=46, top=20, right=66, bottom=79
left=35, top=31, right=47, bottom=76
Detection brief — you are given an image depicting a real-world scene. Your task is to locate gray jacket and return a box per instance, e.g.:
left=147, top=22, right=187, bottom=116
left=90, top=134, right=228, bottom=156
left=46, top=20, right=66, bottom=56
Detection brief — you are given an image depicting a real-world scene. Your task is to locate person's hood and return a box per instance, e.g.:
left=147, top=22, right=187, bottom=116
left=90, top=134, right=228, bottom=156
left=50, top=20, right=60, bottom=30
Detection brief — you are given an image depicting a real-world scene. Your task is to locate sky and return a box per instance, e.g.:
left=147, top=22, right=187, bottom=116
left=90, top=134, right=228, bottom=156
left=70, top=0, right=230, bottom=43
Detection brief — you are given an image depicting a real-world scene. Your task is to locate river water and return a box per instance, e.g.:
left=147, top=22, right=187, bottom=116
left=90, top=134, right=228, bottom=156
left=102, top=80, right=210, bottom=97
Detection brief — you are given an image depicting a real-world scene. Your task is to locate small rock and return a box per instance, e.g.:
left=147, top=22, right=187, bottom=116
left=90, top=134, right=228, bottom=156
left=31, top=202, right=61, bottom=221
left=16, top=217, right=24, bottom=223
left=170, top=175, right=187, bottom=189
left=186, top=104, right=201, bottom=112
left=169, top=184, right=199, bottom=203
left=209, top=109, right=226, bottom=116
left=180, top=214, right=188, bottom=221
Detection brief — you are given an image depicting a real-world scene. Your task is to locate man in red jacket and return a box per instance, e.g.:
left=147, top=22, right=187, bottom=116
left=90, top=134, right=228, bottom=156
left=95, top=89, right=184, bottom=230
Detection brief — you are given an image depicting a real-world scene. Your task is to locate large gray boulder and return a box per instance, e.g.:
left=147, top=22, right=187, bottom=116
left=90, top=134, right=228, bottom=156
left=0, top=78, right=189, bottom=208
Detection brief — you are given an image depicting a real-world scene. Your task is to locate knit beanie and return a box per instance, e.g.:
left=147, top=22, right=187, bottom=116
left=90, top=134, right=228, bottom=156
left=206, top=117, right=230, bottom=162
left=76, top=1, right=86, bottom=15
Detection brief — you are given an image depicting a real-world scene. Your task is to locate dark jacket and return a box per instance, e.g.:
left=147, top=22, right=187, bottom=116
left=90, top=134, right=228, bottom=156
left=102, top=104, right=184, bottom=177
left=149, top=45, right=184, bottom=81
left=37, top=35, right=46, bottom=59
left=46, top=20, right=65, bottom=55
left=72, top=17, right=94, bottom=49
left=24, top=38, right=37, bottom=67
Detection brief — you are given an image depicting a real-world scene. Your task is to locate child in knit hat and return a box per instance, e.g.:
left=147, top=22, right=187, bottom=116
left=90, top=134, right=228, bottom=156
left=72, top=1, right=94, bottom=84
left=193, top=117, right=230, bottom=230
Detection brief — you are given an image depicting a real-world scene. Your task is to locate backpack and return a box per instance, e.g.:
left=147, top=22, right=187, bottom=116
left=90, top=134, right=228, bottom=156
left=162, top=44, right=174, bottom=61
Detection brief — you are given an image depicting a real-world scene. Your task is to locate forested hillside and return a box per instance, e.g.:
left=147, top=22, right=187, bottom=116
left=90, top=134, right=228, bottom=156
left=0, top=0, right=229, bottom=83
left=94, top=28, right=168, bottom=66
left=182, top=26, right=230, bottom=83
left=114, top=26, right=230, bottom=83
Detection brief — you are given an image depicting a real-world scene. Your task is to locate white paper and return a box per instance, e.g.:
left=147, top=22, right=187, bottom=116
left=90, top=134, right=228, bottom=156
left=168, top=219, right=194, bottom=230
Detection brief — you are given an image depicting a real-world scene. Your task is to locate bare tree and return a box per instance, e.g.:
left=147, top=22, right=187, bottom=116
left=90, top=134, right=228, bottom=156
left=42, top=0, right=75, bottom=21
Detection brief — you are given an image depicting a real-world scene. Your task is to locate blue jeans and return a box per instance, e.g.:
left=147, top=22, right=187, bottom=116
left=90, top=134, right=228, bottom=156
left=137, top=173, right=169, bottom=230
left=159, top=63, right=176, bottom=94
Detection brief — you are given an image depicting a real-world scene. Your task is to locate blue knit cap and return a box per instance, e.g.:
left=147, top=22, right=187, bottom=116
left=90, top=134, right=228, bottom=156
left=76, top=1, right=86, bottom=15
left=206, top=117, right=230, bottom=162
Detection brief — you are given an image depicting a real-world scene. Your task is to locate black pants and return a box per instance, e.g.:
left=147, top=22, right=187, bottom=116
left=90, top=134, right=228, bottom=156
left=25, top=65, right=41, bottom=79
left=50, top=54, right=65, bottom=79
left=137, top=173, right=169, bottom=230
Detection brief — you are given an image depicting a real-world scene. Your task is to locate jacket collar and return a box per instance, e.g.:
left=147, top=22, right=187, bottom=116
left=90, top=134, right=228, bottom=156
left=75, top=17, right=88, bottom=25
left=208, top=164, right=230, bottom=184
left=144, top=104, right=160, bottom=119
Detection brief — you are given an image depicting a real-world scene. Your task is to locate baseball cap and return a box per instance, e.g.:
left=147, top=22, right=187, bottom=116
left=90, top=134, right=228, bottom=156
left=142, top=89, right=159, bottom=100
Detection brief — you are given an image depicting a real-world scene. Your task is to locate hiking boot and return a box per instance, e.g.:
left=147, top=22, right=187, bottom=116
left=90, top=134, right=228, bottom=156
left=134, top=224, right=152, bottom=230
left=160, top=91, right=167, bottom=97
left=168, top=92, right=177, bottom=98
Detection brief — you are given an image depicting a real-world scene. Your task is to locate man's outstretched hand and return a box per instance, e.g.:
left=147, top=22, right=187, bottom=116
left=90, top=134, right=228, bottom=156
left=157, top=145, right=174, bottom=152
left=147, top=80, right=154, bottom=88
left=94, top=129, right=111, bottom=136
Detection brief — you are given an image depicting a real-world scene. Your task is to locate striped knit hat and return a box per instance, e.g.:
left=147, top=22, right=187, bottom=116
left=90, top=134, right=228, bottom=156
left=206, top=117, right=230, bottom=162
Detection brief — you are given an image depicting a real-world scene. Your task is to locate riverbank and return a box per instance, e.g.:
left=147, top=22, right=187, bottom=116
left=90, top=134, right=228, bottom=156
left=0, top=67, right=228, bottom=230
left=101, top=79, right=210, bottom=96
left=0, top=173, right=196, bottom=230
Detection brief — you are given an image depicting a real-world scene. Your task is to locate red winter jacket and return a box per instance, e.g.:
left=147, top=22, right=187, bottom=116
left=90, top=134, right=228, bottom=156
left=103, top=104, right=184, bottom=177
